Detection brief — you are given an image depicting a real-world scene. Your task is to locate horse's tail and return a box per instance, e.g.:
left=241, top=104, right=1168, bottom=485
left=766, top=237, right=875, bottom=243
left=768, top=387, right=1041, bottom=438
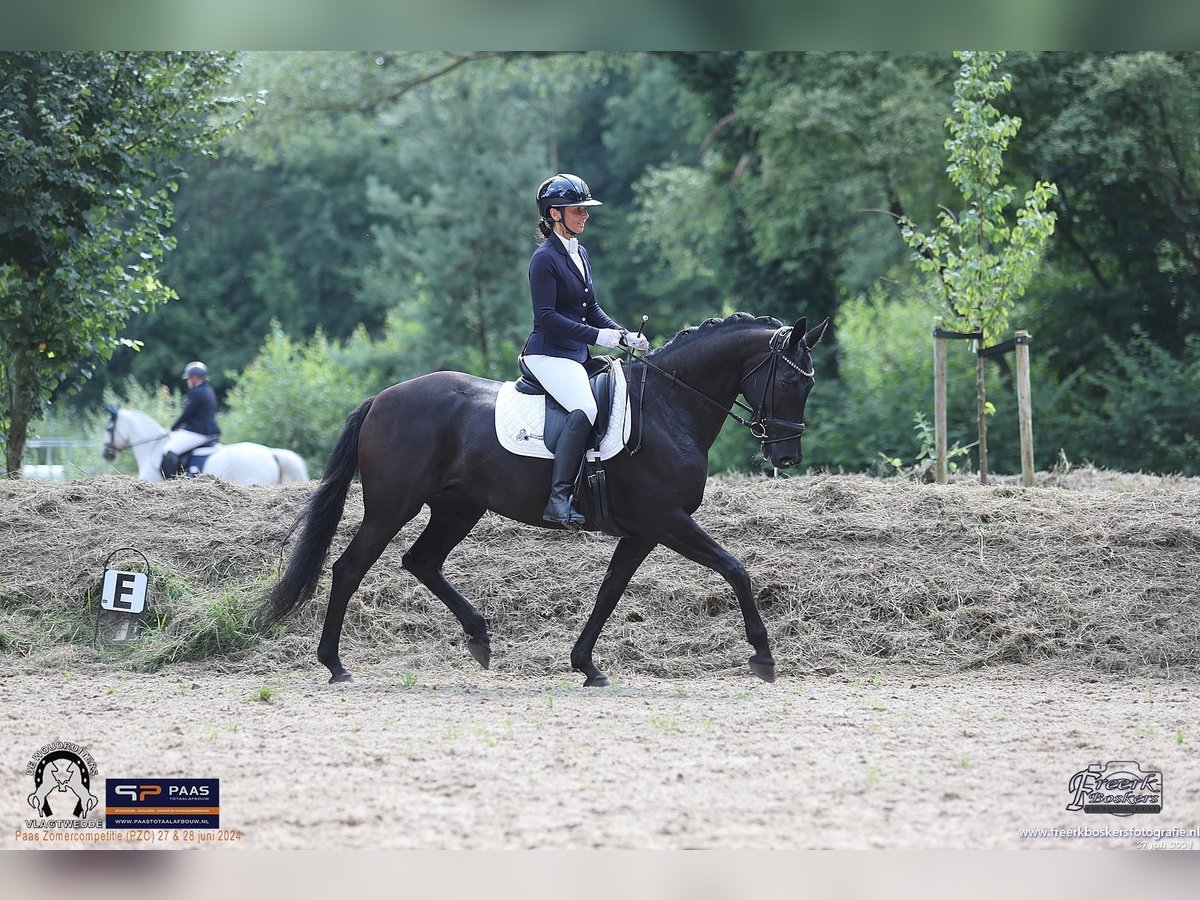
left=271, top=448, right=310, bottom=483
left=258, top=397, right=374, bottom=629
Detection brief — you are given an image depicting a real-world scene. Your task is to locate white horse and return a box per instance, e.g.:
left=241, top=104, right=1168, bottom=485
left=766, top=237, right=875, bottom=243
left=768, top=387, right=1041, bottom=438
left=103, top=406, right=309, bottom=485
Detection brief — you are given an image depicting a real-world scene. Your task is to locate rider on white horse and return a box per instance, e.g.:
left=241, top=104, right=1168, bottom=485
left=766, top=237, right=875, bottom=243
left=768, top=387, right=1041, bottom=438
left=161, top=360, right=220, bottom=479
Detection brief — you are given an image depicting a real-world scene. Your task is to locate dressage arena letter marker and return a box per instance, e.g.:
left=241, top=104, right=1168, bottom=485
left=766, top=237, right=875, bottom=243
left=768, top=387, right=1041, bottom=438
left=102, top=570, right=147, bottom=614
left=94, top=547, right=154, bottom=648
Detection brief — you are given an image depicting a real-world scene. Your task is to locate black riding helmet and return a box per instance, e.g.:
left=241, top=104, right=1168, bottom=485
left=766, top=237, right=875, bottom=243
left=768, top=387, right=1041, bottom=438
left=536, top=173, right=603, bottom=220
left=182, top=361, right=209, bottom=380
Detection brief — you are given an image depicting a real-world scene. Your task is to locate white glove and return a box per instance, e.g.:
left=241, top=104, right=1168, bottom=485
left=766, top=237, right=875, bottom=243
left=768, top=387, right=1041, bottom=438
left=621, top=332, right=650, bottom=351
left=595, top=328, right=623, bottom=348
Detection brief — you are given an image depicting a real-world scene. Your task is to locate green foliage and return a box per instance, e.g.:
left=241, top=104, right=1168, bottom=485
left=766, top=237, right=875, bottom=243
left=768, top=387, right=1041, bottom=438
left=878, top=412, right=974, bottom=480
left=131, top=587, right=262, bottom=672
left=629, top=163, right=731, bottom=324
left=735, top=52, right=950, bottom=299
left=220, top=325, right=374, bottom=474
left=806, top=283, right=979, bottom=471
left=899, top=51, right=1059, bottom=344
left=1069, top=332, right=1200, bottom=475
left=29, top=52, right=1200, bottom=477
left=1006, top=52, right=1200, bottom=372
left=0, top=51, right=254, bottom=475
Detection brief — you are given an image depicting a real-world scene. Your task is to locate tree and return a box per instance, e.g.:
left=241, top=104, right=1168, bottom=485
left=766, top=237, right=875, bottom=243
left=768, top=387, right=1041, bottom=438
left=1005, top=52, right=1200, bottom=370
left=0, top=51, right=252, bottom=475
left=898, top=51, right=1058, bottom=482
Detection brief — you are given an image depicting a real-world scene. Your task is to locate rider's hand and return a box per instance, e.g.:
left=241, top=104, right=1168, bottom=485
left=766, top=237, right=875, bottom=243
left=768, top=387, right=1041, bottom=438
left=595, top=328, right=623, bottom=348
left=620, top=332, right=650, bottom=351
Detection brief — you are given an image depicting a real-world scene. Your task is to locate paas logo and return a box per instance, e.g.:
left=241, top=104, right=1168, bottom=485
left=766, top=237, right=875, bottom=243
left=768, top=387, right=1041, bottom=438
left=1067, top=760, right=1162, bottom=816
left=25, top=742, right=99, bottom=819
left=106, top=778, right=220, bottom=829
left=114, top=784, right=162, bottom=802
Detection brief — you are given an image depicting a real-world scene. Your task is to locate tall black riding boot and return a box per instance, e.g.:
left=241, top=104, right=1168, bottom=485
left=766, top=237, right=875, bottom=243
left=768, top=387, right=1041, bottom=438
left=543, top=409, right=592, bottom=528
left=160, top=451, right=181, bottom=480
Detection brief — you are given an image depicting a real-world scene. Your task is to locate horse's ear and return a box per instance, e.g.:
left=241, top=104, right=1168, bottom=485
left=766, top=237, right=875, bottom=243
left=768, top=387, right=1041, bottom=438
left=786, top=317, right=807, bottom=353
left=803, top=317, right=830, bottom=349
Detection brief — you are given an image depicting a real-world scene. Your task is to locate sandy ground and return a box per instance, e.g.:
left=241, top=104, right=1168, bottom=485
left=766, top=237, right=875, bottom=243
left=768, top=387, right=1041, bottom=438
left=3, top=656, right=1197, bottom=851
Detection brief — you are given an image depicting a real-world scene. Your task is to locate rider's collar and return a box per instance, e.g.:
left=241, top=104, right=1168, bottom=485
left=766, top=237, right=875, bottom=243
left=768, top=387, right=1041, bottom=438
left=554, top=232, right=580, bottom=255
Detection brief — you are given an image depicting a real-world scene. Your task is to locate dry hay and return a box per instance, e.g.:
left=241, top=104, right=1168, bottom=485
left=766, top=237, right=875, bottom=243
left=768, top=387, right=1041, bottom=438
left=1, top=469, right=1198, bottom=678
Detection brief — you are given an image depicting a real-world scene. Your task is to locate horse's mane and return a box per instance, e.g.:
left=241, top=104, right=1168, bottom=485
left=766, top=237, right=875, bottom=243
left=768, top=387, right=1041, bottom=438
left=119, top=408, right=166, bottom=433
left=647, top=312, right=783, bottom=358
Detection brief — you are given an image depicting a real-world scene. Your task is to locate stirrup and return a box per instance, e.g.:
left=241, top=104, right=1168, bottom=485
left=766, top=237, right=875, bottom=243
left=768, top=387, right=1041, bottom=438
left=543, top=496, right=584, bottom=529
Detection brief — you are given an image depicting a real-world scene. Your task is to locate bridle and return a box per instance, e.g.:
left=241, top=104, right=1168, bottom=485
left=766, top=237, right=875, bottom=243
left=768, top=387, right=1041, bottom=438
left=630, top=325, right=813, bottom=448
left=734, top=326, right=813, bottom=445
left=101, top=411, right=165, bottom=461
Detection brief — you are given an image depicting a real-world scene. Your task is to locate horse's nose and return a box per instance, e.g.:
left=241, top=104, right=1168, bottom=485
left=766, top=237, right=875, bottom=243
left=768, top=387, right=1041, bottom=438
left=772, top=447, right=802, bottom=468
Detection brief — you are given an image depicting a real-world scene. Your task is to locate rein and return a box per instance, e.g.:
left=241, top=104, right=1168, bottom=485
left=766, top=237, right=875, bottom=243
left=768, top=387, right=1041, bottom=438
left=103, top=422, right=166, bottom=458
left=106, top=435, right=165, bottom=452
left=624, top=326, right=812, bottom=447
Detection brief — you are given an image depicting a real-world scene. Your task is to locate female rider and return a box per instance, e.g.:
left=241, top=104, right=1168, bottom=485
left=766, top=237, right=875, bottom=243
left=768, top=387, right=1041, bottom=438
left=521, top=173, right=649, bottom=528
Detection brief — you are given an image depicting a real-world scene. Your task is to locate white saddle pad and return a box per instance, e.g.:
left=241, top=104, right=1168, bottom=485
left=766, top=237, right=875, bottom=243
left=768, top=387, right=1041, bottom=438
left=495, top=359, right=631, bottom=460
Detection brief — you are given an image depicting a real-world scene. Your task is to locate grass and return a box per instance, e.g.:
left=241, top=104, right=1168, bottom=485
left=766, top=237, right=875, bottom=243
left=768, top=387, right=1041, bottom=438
left=134, top=594, right=260, bottom=671
left=0, top=625, right=30, bottom=653
left=254, top=685, right=274, bottom=702
left=649, top=713, right=682, bottom=734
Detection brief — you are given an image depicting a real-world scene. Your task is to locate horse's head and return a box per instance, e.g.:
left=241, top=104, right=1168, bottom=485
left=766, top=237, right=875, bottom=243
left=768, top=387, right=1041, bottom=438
left=101, top=404, right=122, bottom=461
left=741, top=316, right=829, bottom=469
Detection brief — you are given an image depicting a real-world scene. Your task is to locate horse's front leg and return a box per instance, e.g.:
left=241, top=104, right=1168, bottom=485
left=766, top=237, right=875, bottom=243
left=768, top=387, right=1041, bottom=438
left=571, top=535, right=657, bottom=687
left=656, top=511, right=775, bottom=683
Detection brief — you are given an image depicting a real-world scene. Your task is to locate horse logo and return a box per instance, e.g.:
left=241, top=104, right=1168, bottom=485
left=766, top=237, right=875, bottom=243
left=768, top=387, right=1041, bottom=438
left=25, top=744, right=99, bottom=819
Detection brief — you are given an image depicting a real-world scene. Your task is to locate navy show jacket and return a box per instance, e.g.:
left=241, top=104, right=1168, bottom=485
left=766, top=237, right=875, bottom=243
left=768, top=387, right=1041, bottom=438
left=522, top=235, right=621, bottom=362
left=171, top=381, right=220, bottom=436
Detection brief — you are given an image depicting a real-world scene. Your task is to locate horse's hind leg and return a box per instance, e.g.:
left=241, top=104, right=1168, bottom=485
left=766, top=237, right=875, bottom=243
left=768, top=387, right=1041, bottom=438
left=402, top=499, right=491, bottom=669
left=571, top=535, right=657, bottom=687
left=320, top=503, right=420, bottom=683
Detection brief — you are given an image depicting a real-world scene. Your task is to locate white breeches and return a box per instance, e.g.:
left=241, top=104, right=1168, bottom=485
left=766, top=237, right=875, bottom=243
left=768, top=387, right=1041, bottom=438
left=163, top=429, right=214, bottom=456
left=522, top=355, right=597, bottom=424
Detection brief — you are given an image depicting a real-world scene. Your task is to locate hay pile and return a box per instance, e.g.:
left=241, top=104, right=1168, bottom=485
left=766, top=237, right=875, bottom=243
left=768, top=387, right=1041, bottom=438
left=1, top=470, right=1198, bottom=676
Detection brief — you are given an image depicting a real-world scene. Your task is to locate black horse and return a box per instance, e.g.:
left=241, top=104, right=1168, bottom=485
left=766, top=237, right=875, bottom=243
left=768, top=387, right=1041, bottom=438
left=259, top=312, right=829, bottom=686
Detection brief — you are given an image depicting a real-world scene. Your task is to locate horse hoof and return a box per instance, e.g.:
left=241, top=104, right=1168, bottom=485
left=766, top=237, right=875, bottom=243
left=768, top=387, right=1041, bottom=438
left=583, top=673, right=610, bottom=688
left=748, top=657, right=776, bottom=683
left=467, top=639, right=491, bottom=670
left=328, top=671, right=354, bottom=684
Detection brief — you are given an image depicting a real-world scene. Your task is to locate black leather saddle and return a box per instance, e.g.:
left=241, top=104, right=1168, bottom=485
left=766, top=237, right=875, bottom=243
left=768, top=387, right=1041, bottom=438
left=516, top=356, right=618, bottom=452
left=180, top=438, right=219, bottom=475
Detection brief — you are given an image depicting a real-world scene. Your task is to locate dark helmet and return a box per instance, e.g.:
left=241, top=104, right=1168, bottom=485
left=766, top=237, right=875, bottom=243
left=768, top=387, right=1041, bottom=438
left=182, top=361, right=209, bottom=380
left=536, top=173, right=603, bottom=218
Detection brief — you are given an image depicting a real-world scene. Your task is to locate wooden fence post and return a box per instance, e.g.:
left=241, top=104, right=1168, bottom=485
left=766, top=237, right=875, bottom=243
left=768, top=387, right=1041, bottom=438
left=933, top=317, right=948, bottom=484
left=1015, top=330, right=1034, bottom=487
left=974, top=329, right=989, bottom=486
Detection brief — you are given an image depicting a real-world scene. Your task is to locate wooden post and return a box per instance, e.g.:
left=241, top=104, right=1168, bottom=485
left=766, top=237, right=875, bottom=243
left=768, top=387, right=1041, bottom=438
left=1015, top=331, right=1034, bottom=487
left=933, top=317, right=948, bottom=484
left=975, top=330, right=988, bottom=485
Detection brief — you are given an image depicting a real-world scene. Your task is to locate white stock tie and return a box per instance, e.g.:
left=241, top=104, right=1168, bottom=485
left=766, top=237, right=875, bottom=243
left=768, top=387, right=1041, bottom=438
left=565, top=238, right=585, bottom=278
